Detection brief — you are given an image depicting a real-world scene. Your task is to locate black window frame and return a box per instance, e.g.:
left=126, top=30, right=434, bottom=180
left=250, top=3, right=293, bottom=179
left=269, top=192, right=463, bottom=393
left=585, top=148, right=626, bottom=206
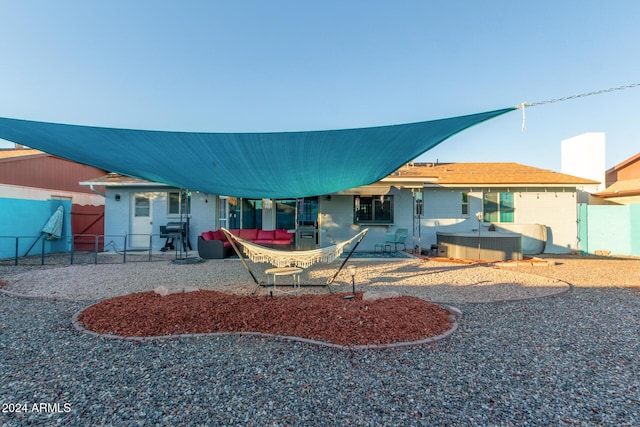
left=354, top=195, right=394, bottom=224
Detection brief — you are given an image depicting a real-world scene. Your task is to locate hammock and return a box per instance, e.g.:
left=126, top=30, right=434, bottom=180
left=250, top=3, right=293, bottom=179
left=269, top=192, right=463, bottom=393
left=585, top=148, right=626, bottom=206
left=221, top=227, right=369, bottom=293
left=221, top=227, right=368, bottom=268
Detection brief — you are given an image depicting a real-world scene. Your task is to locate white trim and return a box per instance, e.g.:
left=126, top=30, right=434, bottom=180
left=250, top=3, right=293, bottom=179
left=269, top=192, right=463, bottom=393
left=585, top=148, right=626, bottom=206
left=0, top=183, right=104, bottom=205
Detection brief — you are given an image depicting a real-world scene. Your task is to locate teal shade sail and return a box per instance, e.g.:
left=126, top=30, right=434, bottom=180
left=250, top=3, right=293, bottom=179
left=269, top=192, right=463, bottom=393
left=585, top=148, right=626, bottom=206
left=0, top=108, right=514, bottom=198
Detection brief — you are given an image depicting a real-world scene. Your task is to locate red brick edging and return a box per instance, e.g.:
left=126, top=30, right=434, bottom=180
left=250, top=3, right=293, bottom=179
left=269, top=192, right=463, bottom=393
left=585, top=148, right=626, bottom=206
left=70, top=306, right=460, bottom=351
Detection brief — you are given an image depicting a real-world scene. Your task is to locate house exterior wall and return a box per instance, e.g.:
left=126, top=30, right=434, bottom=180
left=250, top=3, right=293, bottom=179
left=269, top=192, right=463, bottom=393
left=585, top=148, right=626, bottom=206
left=318, top=195, right=370, bottom=248
left=512, top=190, right=578, bottom=253
left=99, top=185, right=581, bottom=256
left=318, top=190, right=415, bottom=252
left=412, top=188, right=578, bottom=254
left=614, top=161, right=640, bottom=181
left=314, top=187, right=579, bottom=254
left=104, top=188, right=218, bottom=251
left=421, top=189, right=478, bottom=245
left=605, top=154, right=640, bottom=186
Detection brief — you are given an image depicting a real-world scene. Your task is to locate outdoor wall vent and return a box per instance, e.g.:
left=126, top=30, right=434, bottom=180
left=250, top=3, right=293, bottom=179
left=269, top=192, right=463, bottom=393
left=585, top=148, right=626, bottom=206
left=115, top=194, right=121, bottom=201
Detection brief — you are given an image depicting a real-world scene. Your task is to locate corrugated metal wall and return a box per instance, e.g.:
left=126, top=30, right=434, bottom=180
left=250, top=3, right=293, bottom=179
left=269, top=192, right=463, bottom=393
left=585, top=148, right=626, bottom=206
left=0, top=154, right=106, bottom=194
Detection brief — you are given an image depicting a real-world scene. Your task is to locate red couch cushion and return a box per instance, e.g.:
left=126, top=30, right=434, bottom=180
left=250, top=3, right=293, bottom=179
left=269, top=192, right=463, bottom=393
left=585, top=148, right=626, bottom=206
left=257, top=229, right=275, bottom=241
left=201, top=230, right=215, bottom=241
left=212, top=230, right=226, bottom=241
left=275, top=229, right=292, bottom=241
left=239, top=228, right=259, bottom=240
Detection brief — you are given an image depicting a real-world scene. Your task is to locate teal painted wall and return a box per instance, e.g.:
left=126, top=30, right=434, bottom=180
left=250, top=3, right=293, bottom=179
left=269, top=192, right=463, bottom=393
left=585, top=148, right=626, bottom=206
left=0, top=198, right=72, bottom=259
left=577, top=204, right=588, bottom=254
left=631, top=204, right=640, bottom=255
left=578, top=203, right=640, bottom=256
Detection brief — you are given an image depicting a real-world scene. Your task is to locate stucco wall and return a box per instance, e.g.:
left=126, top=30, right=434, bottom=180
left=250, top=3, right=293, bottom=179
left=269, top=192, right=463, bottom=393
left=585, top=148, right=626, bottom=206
left=418, top=190, right=554, bottom=254
left=420, top=189, right=578, bottom=254
left=321, top=188, right=580, bottom=254
left=513, top=190, right=578, bottom=253
left=421, top=190, right=481, bottom=247
left=100, top=186, right=582, bottom=255
left=578, top=203, right=640, bottom=256
left=0, top=198, right=72, bottom=258
left=318, top=191, right=414, bottom=252
left=104, top=188, right=218, bottom=251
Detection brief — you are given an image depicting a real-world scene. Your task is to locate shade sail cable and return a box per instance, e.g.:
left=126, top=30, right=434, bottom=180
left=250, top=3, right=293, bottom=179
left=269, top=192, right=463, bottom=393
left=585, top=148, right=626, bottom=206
left=0, top=108, right=514, bottom=198
left=517, top=82, right=640, bottom=132
left=519, top=82, right=640, bottom=108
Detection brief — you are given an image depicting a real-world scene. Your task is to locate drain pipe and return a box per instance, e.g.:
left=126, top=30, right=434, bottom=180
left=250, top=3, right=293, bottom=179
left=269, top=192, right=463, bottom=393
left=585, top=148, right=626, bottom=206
left=88, top=184, right=106, bottom=197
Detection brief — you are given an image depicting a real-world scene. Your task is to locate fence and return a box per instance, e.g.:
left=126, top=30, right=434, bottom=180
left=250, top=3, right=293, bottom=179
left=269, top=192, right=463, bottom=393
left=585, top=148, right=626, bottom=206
left=0, top=233, right=193, bottom=266
left=577, top=203, right=640, bottom=256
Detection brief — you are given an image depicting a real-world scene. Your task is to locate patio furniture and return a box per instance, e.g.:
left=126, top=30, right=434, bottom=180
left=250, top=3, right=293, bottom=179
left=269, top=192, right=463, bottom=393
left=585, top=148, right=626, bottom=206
left=265, top=267, right=303, bottom=294
left=384, top=228, right=408, bottom=251
left=197, top=228, right=294, bottom=259
left=374, top=242, right=391, bottom=253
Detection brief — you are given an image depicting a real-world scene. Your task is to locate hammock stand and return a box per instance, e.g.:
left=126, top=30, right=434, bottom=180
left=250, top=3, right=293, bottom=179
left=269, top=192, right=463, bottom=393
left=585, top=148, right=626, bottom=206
left=221, top=227, right=369, bottom=294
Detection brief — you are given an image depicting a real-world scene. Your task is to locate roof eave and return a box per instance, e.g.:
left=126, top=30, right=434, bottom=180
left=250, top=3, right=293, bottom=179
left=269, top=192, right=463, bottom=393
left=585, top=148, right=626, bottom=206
left=594, top=190, right=640, bottom=198
left=79, top=180, right=170, bottom=187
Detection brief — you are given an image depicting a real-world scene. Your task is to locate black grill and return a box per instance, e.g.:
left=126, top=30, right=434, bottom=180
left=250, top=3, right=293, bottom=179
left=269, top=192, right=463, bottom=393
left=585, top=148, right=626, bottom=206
left=160, top=221, right=191, bottom=251
left=163, top=222, right=187, bottom=235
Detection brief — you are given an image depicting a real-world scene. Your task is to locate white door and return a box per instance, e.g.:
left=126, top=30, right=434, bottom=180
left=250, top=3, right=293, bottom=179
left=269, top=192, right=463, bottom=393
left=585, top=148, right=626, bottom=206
left=131, top=194, right=153, bottom=248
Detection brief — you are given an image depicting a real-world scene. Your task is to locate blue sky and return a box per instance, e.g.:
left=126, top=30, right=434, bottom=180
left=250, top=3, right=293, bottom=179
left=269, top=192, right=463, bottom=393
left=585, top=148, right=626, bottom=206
left=1, top=1, right=638, bottom=171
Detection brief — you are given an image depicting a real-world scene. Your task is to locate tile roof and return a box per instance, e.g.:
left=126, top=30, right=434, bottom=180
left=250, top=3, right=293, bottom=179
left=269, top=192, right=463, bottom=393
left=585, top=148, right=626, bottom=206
left=594, top=177, right=640, bottom=197
left=85, top=163, right=600, bottom=191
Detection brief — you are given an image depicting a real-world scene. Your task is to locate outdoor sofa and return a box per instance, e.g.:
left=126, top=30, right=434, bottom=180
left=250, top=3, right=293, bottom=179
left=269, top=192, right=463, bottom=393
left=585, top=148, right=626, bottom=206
left=197, top=228, right=294, bottom=259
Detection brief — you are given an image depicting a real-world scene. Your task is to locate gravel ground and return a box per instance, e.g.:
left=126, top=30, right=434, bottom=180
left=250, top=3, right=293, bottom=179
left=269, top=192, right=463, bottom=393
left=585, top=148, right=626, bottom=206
left=1, top=253, right=639, bottom=425
left=0, top=253, right=570, bottom=304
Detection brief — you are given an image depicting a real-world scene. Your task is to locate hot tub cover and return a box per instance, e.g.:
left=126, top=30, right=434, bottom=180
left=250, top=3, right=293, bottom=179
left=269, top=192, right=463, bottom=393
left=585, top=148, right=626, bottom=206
left=0, top=108, right=514, bottom=198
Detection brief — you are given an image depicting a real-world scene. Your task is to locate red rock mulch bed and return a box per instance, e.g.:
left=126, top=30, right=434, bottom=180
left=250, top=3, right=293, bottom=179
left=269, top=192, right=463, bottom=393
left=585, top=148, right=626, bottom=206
left=77, top=291, right=454, bottom=347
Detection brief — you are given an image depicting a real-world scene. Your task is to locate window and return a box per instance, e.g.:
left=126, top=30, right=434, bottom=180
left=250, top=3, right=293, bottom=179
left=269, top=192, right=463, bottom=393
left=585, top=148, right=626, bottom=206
left=276, top=199, right=296, bottom=229
left=354, top=195, right=394, bottom=224
left=134, top=196, right=150, bottom=217
left=168, top=191, right=191, bottom=215
left=241, top=199, right=262, bottom=229
left=218, top=197, right=228, bottom=229
left=483, top=192, right=514, bottom=223
left=297, top=197, right=318, bottom=226
left=461, top=192, right=469, bottom=216
left=226, top=197, right=239, bottom=229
